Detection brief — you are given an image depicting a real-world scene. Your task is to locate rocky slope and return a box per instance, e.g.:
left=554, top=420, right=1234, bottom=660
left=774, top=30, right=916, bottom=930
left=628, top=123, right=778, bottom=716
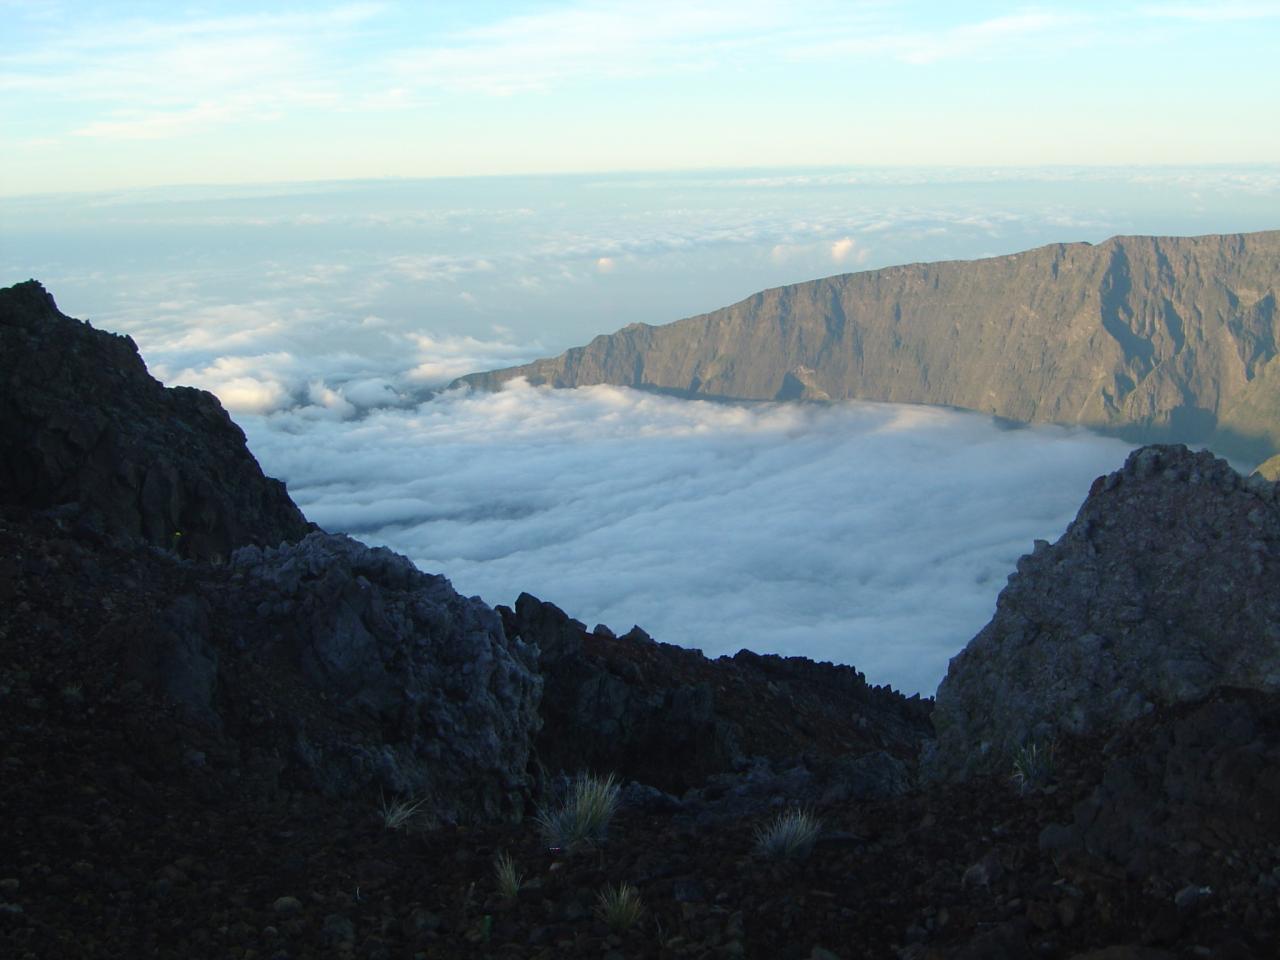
left=457, top=231, right=1280, bottom=464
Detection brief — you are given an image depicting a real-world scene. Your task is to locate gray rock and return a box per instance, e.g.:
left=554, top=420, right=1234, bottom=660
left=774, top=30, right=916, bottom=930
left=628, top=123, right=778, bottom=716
left=230, top=533, right=542, bottom=824
left=926, top=445, right=1280, bottom=782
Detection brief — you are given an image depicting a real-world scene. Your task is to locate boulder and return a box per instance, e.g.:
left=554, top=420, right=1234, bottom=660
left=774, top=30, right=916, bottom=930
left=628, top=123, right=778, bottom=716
left=227, top=533, right=542, bottom=823
left=927, top=444, right=1280, bottom=782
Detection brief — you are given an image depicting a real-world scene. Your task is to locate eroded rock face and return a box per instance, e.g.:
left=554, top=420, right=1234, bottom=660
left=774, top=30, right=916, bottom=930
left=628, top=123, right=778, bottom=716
left=926, top=444, right=1280, bottom=782
left=0, top=280, right=310, bottom=559
left=227, top=533, right=542, bottom=823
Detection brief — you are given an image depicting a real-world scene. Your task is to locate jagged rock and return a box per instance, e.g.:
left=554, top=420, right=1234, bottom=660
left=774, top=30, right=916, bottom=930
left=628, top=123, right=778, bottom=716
left=227, top=533, right=542, bottom=822
left=0, top=280, right=310, bottom=559
left=503, top=592, right=932, bottom=795
left=926, top=444, right=1280, bottom=782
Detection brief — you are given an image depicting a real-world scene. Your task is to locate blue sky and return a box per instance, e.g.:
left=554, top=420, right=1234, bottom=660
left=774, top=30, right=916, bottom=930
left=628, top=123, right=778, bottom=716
left=3, top=1, right=1280, bottom=194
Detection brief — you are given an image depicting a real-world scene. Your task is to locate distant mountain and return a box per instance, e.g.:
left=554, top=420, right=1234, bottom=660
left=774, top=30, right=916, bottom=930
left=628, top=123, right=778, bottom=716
left=456, top=231, right=1280, bottom=463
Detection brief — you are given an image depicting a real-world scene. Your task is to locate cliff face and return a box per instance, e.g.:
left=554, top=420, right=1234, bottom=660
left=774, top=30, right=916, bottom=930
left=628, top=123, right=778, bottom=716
left=0, top=280, right=312, bottom=559
left=458, top=231, right=1280, bottom=462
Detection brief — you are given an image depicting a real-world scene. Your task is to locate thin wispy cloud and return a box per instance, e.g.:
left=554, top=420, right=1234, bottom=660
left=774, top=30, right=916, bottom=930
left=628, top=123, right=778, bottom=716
left=386, top=0, right=796, bottom=95
left=789, top=9, right=1097, bottom=65
left=1142, top=2, right=1280, bottom=20
left=0, top=2, right=1257, bottom=138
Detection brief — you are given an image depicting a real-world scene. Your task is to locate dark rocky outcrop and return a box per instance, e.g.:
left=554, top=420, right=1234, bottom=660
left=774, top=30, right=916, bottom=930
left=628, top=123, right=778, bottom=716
left=926, top=444, right=1280, bottom=782
left=457, top=231, right=1280, bottom=464
left=225, top=533, right=542, bottom=821
left=0, top=511, right=543, bottom=826
left=0, top=280, right=311, bottom=559
left=504, top=593, right=931, bottom=802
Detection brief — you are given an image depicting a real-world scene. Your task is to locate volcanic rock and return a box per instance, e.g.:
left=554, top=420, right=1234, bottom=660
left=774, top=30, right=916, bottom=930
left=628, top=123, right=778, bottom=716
left=0, top=280, right=310, bottom=559
left=504, top=593, right=931, bottom=800
left=926, top=444, right=1280, bottom=782
left=228, top=532, right=542, bottom=819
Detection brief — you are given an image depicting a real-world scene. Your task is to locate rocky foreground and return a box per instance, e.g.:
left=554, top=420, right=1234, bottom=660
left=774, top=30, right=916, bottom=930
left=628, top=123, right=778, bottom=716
left=3, top=281, right=1280, bottom=959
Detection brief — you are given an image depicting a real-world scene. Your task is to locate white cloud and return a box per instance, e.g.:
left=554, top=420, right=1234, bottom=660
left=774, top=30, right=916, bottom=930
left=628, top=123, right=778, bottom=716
left=595, top=256, right=616, bottom=272
left=829, top=236, right=862, bottom=263
left=209, top=375, right=290, bottom=414
left=241, top=382, right=1135, bottom=696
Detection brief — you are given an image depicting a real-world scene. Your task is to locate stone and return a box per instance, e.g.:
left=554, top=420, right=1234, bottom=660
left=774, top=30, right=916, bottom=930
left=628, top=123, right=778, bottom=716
left=0, top=281, right=311, bottom=559
left=927, top=446, right=1280, bottom=782
left=272, top=896, right=303, bottom=915
left=229, top=533, right=542, bottom=823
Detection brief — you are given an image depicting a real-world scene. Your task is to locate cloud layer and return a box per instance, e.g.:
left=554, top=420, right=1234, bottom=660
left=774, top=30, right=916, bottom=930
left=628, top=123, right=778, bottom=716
left=241, top=381, right=1135, bottom=697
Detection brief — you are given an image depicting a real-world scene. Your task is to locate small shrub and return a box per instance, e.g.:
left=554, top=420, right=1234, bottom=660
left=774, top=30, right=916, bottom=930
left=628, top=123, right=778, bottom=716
left=596, top=882, right=643, bottom=932
left=379, top=791, right=427, bottom=830
left=536, top=772, right=620, bottom=851
left=754, top=808, right=822, bottom=860
left=492, top=852, right=524, bottom=899
left=1011, top=740, right=1056, bottom=794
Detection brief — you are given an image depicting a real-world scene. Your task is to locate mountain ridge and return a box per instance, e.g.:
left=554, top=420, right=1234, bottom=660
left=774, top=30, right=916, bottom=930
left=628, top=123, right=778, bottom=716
left=456, top=230, right=1280, bottom=464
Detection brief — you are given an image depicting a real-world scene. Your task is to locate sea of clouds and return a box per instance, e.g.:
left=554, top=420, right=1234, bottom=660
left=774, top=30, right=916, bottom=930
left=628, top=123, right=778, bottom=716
left=5, top=166, right=1277, bottom=694
left=235, top=381, right=1134, bottom=696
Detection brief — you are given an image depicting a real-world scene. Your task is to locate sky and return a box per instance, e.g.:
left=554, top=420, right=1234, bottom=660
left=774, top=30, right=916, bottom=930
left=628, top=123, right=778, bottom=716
left=3, top=1, right=1280, bottom=194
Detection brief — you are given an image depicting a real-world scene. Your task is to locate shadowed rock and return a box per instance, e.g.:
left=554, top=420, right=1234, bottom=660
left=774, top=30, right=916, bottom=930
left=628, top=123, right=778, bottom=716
left=503, top=592, right=932, bottom=802
left=0, top=280, right=311, bottom=559
left=926, top=444, right=1280, bottom=782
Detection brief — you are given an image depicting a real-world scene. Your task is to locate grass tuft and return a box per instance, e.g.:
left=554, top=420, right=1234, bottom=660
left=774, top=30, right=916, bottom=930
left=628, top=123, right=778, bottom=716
left=492, top=852, right=524, bottom=899
left=536, top=772, right=620, bottom=851
left=379, top=791, right=427, bottom=830
left=595, top=882, right=643, bottom=932
left=1010, top=740, right=1056, bottom=794
left=754, top=808, right=822, bottom=860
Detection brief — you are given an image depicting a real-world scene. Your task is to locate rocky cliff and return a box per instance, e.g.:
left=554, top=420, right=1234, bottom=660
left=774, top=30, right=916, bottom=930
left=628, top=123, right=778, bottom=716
left=457, top=231, right=1280, bottom=463
left=0, top=280, right=312, bottom=559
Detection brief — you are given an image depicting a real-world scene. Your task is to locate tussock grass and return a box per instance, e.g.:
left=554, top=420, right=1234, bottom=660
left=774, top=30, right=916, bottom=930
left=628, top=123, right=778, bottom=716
left=492, top=852, right=524, bottom=899
left=379, top=791, right=427, bottom=830
left=754, top=808, right=822, bottom=860
left=595, top=882, right=643, bottom=932
left=536, top=772, right=620, bottom=851
left=1011, top=740, right=1056, bottom=794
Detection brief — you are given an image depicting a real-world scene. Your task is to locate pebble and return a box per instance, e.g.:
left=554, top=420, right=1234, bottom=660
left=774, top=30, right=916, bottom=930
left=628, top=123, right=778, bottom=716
left=272, top=895, right=303, bottom=915
left=322, top=913, right=356, bottom=944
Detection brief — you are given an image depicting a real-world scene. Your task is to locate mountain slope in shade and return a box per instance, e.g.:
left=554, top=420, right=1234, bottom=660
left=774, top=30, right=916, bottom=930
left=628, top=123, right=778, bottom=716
left=456, top=231, right=1280, bottom=463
